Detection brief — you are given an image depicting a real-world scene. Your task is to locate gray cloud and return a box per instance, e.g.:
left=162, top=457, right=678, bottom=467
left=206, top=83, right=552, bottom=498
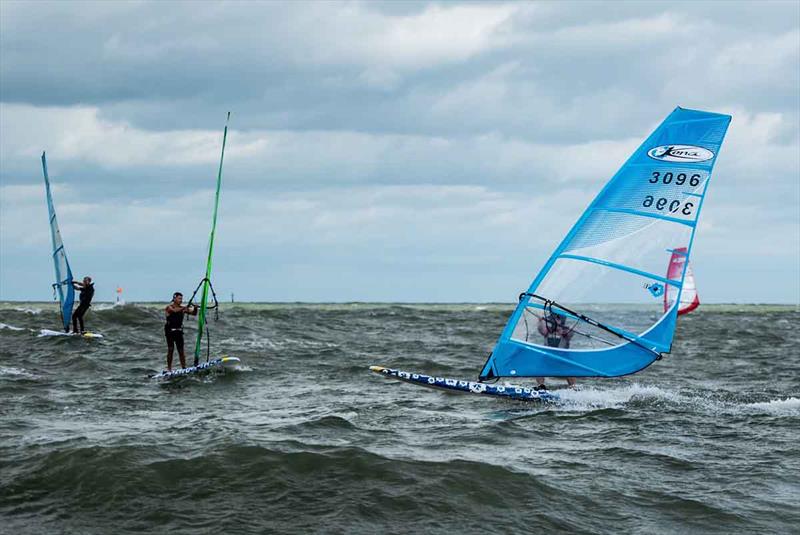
left=3, top=1, right=797, bottom=139
left=1, top=0, right=798, bottom=303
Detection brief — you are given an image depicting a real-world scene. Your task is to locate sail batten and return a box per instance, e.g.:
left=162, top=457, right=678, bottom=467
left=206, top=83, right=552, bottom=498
left=557, top=254, right=681, bottom=287
left=598, top=207, right=697, bottom=227
left=41, top=152, right=75, bottom=332
left=479, top=107, right=731, bottom=380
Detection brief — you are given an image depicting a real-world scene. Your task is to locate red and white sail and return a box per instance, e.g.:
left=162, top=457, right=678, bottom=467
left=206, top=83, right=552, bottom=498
left=664, top=247, right=699, bottom=315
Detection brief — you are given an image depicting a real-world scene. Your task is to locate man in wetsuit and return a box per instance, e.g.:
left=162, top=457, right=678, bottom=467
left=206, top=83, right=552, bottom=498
left=71, top=276, right=95, bottom=334
left=164, top=292, right=198, bottom=371
left=534, top=312, right=577, bottom=391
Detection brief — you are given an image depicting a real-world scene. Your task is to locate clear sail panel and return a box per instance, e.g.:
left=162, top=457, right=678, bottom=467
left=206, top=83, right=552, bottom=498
left=511, top=258, right=674, bottom=346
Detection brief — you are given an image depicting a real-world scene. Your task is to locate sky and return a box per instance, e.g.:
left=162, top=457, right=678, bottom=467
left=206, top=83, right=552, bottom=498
left=1, top=0, right=798, bottom=303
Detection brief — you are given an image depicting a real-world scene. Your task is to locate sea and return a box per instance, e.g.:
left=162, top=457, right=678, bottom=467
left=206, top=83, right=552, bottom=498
left=0, top=302, right=798, bottom=535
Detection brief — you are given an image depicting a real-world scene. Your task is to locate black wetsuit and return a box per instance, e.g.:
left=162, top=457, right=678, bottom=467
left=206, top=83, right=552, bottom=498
left=165, top=308, right=185, bottom=353
left=73, top=283, right=95, bottom=333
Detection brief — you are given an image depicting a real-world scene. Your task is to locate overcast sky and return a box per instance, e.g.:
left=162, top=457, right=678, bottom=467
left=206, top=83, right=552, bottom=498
left=1, top=0, right=798, bottom=303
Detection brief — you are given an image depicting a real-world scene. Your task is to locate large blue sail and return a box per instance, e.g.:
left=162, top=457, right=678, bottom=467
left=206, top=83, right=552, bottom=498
left=41, top=152, right=75, bottom=331
left=480, top=107, right=731, bottom=380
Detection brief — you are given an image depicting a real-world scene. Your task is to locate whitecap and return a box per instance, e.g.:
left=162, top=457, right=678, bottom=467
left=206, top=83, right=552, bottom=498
left=744, top=397, right=800, bottom=416
left=553, top=382, right=683, bottom=410
left=92, top=301, right=127, bottom=311
left=0, top=366, right=37, bottom=378
left=13, top=307, right=41, bottom=315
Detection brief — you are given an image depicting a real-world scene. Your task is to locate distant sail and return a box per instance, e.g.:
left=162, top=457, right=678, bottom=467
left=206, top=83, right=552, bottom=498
left=479, top=107, right=731, bottom=380
left=191, top=113, right=230, bottom=366
left=664, top=247, right=699, bottom=315
left=41, top=152, right=75, bottom=331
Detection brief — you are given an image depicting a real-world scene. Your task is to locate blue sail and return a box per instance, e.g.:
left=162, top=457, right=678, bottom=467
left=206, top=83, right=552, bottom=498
left=479, top=107, right=731, bottom=380
left=42, top=152, right=75, bottom=331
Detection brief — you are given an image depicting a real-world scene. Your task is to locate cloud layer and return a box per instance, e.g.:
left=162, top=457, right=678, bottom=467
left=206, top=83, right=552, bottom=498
left=1, top=1, right=798, bottom=303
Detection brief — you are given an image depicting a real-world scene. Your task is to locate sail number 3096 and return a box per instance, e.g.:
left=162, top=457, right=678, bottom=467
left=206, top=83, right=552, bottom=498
left=643, top=171, right=701, bottom=215
left=643, top=196, right=694, bottom=215
left=649, top=172, right=701, bottom=186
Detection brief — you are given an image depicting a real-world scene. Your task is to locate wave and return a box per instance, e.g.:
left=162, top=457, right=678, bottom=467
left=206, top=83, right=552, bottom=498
left=743, top=397, right=800, bottom=416
left=281, top=414, right=359, bottom=433
left=4, top=440, right=777, bottom=535
left=545, top=384, right=800, bottom=420
left=550, top=384, right=800, bottom=418
left=0, top=366, right=37, bottom=378
left=13, top=307, right=41, bottom=314
left=0, top=322, right=25, bottom=331
left=0, top=442, right=590, bottom=534
left=548, top=382, right=683, bottom=411
left=91, top=302, right=127, bottom=311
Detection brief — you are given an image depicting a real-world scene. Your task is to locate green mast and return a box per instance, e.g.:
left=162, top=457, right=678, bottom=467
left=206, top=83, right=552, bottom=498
left=193, top=112, right=230, bottom=365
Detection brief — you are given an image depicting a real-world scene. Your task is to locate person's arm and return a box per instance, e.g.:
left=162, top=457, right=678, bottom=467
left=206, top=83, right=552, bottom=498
left=562, top=324, right=576, bottom=341
left=185, top=304, right=199, bottom=316
left=72, top=281, right=84, bottom=289
left=537, top=317, right=548, bottom=336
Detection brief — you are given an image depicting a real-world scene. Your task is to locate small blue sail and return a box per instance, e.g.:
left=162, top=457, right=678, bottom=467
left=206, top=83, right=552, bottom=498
left=479, top=107, right=731, bottom=380
left=42, top=152, right=75, bottom=331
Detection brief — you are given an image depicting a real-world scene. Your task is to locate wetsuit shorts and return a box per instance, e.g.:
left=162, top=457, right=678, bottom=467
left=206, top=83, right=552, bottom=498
left=165, top=327, right=184, bottom=353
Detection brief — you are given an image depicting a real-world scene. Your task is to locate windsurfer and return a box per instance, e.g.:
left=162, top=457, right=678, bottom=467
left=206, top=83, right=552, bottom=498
left=71, top=276, right=94, bottom=333
left=534, top=312, right=577, bottom=390
left=165, top=292, right=198, bottom=371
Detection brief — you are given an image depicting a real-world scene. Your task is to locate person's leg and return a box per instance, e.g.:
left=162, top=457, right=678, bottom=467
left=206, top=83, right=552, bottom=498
left=166, top=331, right=175, bottom=371
left=176, top=333, right=186, bottom=369
left=566, top=377, right=577, bottom=387
left=72, top=303, right=87, bottom=333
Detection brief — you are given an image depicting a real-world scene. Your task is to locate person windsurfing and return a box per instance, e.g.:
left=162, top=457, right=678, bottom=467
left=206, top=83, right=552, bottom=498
left=534, top=311, right=577, bottom=390
left=71, top=276, right=94, bottom=334
left=164, top=292, right=198, bottom=371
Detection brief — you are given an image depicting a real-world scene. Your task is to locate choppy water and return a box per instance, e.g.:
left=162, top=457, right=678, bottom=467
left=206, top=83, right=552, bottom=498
left=1, top=302, right=798, bottom=534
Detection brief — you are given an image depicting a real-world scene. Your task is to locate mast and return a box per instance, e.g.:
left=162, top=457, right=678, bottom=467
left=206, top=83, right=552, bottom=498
left=192, top=113, right=230, bottom=365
